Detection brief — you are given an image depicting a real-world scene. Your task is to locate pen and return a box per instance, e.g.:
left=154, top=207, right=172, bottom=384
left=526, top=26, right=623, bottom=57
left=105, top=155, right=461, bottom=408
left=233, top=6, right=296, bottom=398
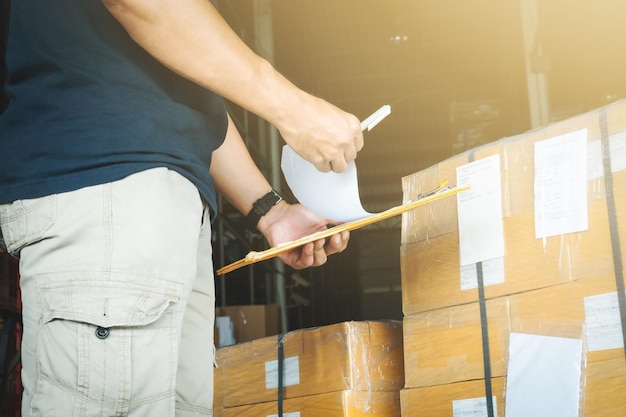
left=360, top=104, right=392, bottom=132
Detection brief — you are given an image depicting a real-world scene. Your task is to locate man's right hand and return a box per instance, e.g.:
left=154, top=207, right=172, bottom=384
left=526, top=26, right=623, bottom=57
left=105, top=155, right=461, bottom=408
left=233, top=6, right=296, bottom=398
left=274, top=92, right=363, bottom=173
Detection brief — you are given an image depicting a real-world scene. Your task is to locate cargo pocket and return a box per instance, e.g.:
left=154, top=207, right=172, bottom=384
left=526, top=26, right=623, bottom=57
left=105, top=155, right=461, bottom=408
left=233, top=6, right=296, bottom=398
left=0, top=195, right=56, bottom=257
left=30, top=279, right=183, bottom=415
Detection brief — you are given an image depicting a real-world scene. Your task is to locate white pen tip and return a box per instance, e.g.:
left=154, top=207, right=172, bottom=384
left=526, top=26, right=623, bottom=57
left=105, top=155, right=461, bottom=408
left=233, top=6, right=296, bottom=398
left=361, top=104, right=392, bottom=132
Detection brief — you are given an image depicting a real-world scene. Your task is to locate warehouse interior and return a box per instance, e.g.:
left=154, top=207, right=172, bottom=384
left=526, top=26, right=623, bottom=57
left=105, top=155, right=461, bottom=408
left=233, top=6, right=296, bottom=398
left=1, top=1, right=626, bottom=415
left=2, top=1, right=624, bottom=328
left=211, top=0, right=626, bottom=330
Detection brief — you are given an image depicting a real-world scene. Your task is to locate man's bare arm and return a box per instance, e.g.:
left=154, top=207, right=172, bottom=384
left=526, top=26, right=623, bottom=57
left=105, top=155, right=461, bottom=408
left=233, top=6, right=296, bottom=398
left=102, top=0, right=363, bottom=172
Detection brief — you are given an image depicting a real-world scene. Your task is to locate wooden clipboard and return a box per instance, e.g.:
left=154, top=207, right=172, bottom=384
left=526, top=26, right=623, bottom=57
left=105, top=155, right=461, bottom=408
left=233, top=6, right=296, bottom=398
left=216, top=182, right=468, bottom=275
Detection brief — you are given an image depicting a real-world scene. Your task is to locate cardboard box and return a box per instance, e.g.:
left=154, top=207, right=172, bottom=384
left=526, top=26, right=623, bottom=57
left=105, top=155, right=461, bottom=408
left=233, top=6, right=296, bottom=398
left=402, top=99, right=626, bottom=244
left=400, top=100, right=626, bottom=315
left=401, top=213, right=576, bottom=314
left=215, top=304, right=280, bottom=344
left=583, top=358, right=626, bottom=417
left=508, top=276, right=624, bottom=364
left=402, top=275, right=625, bottom=411
left=400, top=378, right=506, bottom=417
left=215, top=321, right=404, bottom=408
left=400, top=360, right=626, bottom=417
left=401, top=195, right=621, bottom=315
left=401, top=152, right=469, bottom=244
left=223, top=390, right=401, bottom=417
left=509, top=275, right=626, bottom=417
left=402, top=297, right=510, bottom=388
left=214, top=357, right=223, bottom=409
left=399, top=98, right=626, bottom=413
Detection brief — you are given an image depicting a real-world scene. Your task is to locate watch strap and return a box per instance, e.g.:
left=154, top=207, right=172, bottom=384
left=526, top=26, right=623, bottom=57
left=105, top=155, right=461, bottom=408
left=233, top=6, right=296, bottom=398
left=244, top=189, right=283, bottom=231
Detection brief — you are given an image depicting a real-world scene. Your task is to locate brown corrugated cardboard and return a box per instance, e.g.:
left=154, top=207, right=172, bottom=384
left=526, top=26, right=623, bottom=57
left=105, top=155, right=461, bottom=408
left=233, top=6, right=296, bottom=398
left=399, top=100, right=626, bottom=416
left=215, top=321, right=404, bottom=408
left=583, top=358, right=626, bottom=417
left=215, top=304, right=280, bottom=344
left=509, top=277, right=625, bottom=364
left=401, top=152, right=469, bottom=244
left=223, top=390, right=401, bottom=417
left=510, top=275, right=626, bottom=417
left=401, top=100, right=626, bottom=315
left=401, top=213, right=576, bottom=315
left=399, top=359, right=626, bottom=417
left=213, top=355, right=223, bottom=409
left=400, top=378, right=506, bottom=417
left=402, top=297, right=510, bottom=388
left=401, top=99, right=626, bottom=244
left=402, top=277, right=625, bottom=413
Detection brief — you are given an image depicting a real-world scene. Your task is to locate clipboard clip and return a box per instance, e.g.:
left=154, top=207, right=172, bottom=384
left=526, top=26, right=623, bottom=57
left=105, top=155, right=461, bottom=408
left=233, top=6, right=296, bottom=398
left=409, top=180, right=451, bottom=203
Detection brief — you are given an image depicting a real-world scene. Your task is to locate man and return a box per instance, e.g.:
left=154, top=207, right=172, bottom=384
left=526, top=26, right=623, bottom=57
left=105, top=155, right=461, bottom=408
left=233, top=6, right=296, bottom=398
left=0, top=1, right=363, bottom=416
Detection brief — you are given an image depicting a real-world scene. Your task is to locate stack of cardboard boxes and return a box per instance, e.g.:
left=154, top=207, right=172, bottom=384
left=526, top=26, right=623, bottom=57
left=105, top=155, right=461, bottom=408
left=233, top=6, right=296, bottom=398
left=400, top=100, right=626, bottom=416
left=214, top=321, right=405, bottom=417
left=215, top=304, right=281, bottom=347
left=213, top=100, right=624, bottom=416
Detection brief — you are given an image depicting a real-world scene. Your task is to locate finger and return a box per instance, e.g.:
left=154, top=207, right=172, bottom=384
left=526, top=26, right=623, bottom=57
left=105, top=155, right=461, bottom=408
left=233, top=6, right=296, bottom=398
left=286, top=242, right=315, bottom=270
left=349, top=113, right=364, bottom=151
left=312, top=239, right=328, bottom=266
left=344, top=147, right=357, bottom=164
left=330, top=157, right=347, bottom=173
left=315, top=160, right=332, bottom=173
left=354, top=132, right=364, bottom=152
left=325, top=231, right=349, bottom=255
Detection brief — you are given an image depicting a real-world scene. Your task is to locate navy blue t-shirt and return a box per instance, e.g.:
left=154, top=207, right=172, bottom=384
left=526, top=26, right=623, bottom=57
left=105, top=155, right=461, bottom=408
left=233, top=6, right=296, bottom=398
left=0, top=1, right=228, bottom=211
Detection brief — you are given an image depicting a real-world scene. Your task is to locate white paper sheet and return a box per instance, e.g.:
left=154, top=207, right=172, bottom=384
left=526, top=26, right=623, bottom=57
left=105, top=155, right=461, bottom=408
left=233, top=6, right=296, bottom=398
left=265, top=356, right=300, bottom=389
left=584, top=291, right=626, bottom=351
left=534, top=129, right=588, bottom=239
left=505, top=333, right=582, bottom=417
left=587, top=131, right=626, bottom=180
left=460, top=256, right=505, bottom=291
left=611, top=131, right=626, bottom=172
left=456, top=155, right=505, bottom=266
left=453, top=396, right=497, bottom=417
left=281, top=145, right=373, bottom=222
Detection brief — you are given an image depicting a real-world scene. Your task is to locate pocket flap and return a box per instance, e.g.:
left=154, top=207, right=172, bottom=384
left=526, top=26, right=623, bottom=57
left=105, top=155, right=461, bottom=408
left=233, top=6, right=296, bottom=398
left=41, top=281, right=181, bottom=328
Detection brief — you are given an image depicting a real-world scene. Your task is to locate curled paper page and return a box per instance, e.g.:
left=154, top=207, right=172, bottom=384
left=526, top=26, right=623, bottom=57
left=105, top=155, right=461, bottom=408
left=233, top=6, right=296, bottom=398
left=281, top=145, right=375, bottom=222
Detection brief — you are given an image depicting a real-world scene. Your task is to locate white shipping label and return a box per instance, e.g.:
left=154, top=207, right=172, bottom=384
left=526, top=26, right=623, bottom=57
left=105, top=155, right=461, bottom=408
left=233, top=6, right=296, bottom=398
left=505, top=333, right=582, bottom=417
left=460, top=257, right=505, bottom=291
left=587, top=131, right=626, bottom=180
left=268, top=413, right=300, bottom=417
left=534, top=129, right=588, bottom=239
left=584, top=292, right=626, bottom=351
left=457, top=155, right=505, bottom=266
left=453, top=396, right=497, bottom=417
left=610, top=131, right=626, bottom=173
left=265, top=356, right=300, bottom=389
left=587, top=140, right=603, bottom=181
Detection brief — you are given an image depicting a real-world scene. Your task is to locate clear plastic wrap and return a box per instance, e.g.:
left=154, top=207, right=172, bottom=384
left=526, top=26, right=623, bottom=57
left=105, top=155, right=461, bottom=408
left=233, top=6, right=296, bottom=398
left=401, top=100, right=626, bottom=316
left=215, top=320, right=404, bottom=409
left=400, top=99, right=626, bottom=416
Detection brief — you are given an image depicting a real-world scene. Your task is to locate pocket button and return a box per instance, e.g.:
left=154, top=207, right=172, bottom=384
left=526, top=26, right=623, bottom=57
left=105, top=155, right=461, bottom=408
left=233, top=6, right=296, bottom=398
left=95, top=326, right=110, bottom=339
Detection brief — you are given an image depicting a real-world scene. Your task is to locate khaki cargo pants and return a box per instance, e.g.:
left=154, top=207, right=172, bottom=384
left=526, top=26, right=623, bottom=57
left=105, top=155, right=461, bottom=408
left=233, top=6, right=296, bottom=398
left=0, top=168, right=216, bottom=416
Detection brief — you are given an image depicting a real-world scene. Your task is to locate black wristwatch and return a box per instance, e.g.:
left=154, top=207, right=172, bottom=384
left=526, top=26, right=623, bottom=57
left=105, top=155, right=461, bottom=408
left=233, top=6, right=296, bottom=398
left=244, top=189, right=283, bottom=231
